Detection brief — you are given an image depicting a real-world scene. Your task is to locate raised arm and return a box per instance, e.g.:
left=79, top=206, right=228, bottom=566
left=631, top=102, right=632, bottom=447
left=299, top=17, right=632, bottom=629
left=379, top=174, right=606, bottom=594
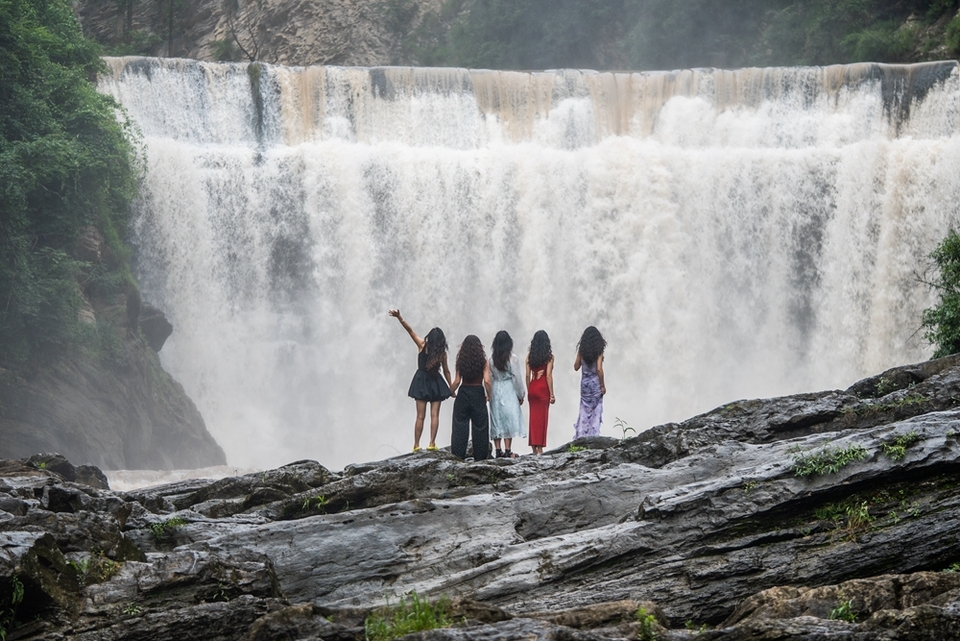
left=597, top=353, right=606, bottom=395
left=388, top=309, right=424, bottom=350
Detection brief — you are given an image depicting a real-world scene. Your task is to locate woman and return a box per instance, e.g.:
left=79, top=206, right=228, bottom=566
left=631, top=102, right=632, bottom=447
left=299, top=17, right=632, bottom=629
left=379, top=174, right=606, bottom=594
left=449, top=334, right=492, bottom=461
left=389, top=309, right=452, bottom=452
left=489, top=330, right=525, bottom=458
left=574, top=326, right=606, bottom=439
left=526, top=330, right=555, bottom=455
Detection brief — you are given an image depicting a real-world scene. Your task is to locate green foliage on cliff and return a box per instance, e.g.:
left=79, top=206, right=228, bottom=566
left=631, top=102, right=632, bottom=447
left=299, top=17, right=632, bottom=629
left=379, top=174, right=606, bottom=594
left=0, top=0, right=140, bottom=366
left=423, top=0, right=960, bottom=70
left=922, top=230, right=960, bottom=358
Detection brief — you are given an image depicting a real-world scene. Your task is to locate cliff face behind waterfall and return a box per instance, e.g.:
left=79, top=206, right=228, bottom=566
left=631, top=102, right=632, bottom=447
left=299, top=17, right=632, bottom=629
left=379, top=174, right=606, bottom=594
left=73, top=0, right=960, bottom=69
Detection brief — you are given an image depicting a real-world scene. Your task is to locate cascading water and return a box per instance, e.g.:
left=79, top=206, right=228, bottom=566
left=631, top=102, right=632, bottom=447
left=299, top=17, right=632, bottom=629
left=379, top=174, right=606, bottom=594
left=98, top=58, right=960, bottom=471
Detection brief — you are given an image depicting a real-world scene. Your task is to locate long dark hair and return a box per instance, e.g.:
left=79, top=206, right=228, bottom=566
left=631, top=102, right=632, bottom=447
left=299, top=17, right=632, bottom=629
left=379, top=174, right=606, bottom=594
left=528, top=330, right=552, bottom=369
left=456, top=335, right=486, bottom=381
left=424, top=327, right=447, bottom=372
left=491, top=330, right=513, bottom=372
left=577, top=326, right=606, bottom=366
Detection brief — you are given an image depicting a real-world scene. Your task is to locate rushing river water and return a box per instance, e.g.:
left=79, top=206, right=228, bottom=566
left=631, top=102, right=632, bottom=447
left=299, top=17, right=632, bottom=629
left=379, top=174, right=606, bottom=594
left=99, top=58, right=960, bottom=471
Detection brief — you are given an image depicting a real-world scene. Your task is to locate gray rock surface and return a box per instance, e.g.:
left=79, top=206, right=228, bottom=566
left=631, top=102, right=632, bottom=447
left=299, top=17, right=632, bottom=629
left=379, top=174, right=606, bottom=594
left=2, top=355, right=960, bottom=639
left=73, top=0, right=450, bottom=66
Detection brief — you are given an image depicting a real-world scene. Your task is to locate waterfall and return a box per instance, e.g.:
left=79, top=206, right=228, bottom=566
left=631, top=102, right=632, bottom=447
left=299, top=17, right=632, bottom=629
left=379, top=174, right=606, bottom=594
left=99, top=58, right=960, bottom=470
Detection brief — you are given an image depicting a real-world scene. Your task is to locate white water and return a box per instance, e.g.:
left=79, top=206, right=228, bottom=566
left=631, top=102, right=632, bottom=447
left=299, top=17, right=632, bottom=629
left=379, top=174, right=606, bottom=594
left=99, top=58, right=960, bottom=471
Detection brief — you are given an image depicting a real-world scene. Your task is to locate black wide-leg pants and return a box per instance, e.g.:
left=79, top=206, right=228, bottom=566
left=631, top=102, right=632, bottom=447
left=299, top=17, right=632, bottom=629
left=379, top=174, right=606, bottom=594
left=451, top=385, right=490, bottom=461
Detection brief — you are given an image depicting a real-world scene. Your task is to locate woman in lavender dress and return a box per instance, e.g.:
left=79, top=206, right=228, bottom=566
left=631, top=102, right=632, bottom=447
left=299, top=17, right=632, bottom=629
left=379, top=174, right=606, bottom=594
left=573, top=326, right=606, bottom=439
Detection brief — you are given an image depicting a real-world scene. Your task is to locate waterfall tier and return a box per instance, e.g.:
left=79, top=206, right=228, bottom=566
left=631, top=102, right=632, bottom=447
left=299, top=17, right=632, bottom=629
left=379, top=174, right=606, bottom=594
left=99, top=58, right=960, bottom=469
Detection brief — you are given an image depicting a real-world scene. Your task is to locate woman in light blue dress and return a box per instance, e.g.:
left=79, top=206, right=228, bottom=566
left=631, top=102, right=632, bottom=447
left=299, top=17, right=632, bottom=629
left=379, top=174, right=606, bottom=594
left=489, top=330, right=526, bottom=458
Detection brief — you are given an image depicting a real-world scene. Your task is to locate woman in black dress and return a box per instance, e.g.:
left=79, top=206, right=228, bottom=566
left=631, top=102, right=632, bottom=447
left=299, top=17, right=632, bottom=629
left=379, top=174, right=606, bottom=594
left=389, top=309, right=453, bottom=452
left=449, top=334, right=492, bottom=461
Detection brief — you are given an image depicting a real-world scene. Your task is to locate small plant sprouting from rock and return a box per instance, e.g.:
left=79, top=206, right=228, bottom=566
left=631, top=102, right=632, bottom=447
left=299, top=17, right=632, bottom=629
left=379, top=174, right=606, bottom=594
left=614, top=416, right=636, bottom=442
left=149, top=516, right=186, bottom=541
left=302, top=494, right=329, bottom=513
left=363, top=592, right=454, bottom=641
left=635, top=607, right=658, bottom=640
left=792, top=444, right=868, bottom=478
left=742, top=480, right=759, bottom=493
left=567, top=445, right=587, bottom=453
left=685, top=619, right=709, bottom=634
left=943, top=562, right=960, bottom=573
left=880, top=431, right=921, bottom=461
left=829, top=599, right=857, bottom=623
left=122, top=604, right=143, bottom=616
left=0, top=575, right=25, bottom=641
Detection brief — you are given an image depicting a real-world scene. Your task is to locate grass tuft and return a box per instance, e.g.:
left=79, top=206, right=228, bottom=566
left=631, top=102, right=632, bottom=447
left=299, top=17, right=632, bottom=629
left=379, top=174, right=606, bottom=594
left=364, top=592, right=454, bottom=641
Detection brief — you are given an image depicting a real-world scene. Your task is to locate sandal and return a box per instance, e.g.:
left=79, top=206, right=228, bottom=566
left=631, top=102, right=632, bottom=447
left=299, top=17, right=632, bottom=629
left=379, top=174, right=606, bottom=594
left=426, top=445, right=439, bottom=451
left=412, top=446, right=422, bottom=453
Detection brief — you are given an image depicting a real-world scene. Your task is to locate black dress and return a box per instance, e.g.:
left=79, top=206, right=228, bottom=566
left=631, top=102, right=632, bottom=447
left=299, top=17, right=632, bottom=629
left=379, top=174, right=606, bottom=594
left=408, top=349, right=451, bottom=402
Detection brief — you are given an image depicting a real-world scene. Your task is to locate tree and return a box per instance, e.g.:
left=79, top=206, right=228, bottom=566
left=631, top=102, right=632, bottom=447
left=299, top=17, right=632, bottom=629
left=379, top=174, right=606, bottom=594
left=921, top=230, right=960, bottom=358
left=0, top=0, right=139, bottom=365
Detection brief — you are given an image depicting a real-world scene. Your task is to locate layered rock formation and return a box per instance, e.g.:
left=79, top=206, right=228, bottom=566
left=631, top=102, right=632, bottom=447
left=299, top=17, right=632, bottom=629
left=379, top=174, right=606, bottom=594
left=73, top=0, right=447, bottom=66
left=0, top=227, right=225, bottom=471
left=2, top=356, right=960, bottom=639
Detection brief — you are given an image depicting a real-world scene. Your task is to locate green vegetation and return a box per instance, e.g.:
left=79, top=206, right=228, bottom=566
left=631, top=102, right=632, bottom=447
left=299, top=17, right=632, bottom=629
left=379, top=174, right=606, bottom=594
left=614, top=416, right=637, bottom=442
left=792, top=444, right=868, bottom=478
left=635, top=607, right=658, bottom=640
left=880, top=431, right=922, bottom=460
left=0, top=0, right=140, bottom=368
left=148, top=516, right=187, bottom=540
left=0, top=576, right=24, bottom=641
left=829, top=599, right=858, bottom=622
left=302, top=494, right=329, bottom=512
left=413, top=0, right=960, bottom=70
left=68, top=552, right=122, bottom=587
left=567, top=444, right=587, bottom=453
left=363, top=592, right=454, bottom=641
left=922, top=230, right=960, bottom=358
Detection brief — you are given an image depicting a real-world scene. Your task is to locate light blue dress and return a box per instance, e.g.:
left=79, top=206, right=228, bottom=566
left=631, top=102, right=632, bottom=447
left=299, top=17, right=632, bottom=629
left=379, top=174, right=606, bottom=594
left=489, top=354, right=526, bottom=440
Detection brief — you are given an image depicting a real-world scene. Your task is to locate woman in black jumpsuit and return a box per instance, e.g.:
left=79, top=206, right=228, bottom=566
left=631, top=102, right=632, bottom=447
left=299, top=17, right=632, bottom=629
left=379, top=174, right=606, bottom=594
left=449, top=334, right=492, bottom=461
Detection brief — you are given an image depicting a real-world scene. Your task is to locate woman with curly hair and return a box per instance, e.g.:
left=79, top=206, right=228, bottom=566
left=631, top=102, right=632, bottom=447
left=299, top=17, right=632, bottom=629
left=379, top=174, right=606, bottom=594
left=489, top=330, right=525, bottom=458
left=574, top=326, right=606, bottom=439
left=526, top=330, right=555, bottom=455
left=389, top=309, right=452, bottom=452
left=450, top=334, right=492, bottom=460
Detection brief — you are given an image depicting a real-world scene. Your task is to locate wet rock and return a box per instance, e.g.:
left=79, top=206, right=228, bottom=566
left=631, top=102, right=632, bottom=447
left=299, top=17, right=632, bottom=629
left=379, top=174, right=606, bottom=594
left=138, top=303, right=173, bottom=352
left=3, top=356, right=960, bottom=640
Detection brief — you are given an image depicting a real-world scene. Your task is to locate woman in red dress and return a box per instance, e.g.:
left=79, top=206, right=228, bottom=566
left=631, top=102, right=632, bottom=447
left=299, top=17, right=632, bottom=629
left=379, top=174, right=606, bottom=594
left=526, top=330, right=555, bottom=454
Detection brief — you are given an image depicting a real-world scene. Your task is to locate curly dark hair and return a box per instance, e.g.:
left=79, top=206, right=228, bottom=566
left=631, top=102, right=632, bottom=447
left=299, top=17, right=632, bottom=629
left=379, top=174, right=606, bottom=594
left=577, top=326, right=606, bottom=366
left=424, top=327, right=447, bottom=372
left=491, top=330, right=513, bottom=372
left=456, top=334, right=486, bottom=381
left=528, top=330, right=552, bottom=369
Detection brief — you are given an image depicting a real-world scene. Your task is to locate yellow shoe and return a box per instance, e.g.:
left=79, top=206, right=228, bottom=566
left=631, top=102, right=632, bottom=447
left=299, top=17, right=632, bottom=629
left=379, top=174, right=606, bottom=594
left=426, top=445, right=439, bottom=451
left=412, top=446, right=422, bottom=453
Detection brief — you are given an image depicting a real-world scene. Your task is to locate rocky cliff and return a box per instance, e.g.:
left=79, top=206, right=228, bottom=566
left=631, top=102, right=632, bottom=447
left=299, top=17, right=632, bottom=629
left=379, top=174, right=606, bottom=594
left=2, top=355, right=960, bottom=639
left=0, top=227, right=225, bottom=471
left=73, top=0, right=448, bottom=66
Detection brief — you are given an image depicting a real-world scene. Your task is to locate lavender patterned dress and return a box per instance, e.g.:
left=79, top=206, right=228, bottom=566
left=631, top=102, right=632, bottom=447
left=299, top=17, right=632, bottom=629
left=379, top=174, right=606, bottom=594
left=574, top=360, right=603, bottom=438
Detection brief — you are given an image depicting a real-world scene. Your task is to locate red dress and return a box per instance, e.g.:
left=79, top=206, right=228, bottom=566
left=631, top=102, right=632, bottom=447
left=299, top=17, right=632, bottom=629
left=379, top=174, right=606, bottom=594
left=528, top=364, right=550, bottom=447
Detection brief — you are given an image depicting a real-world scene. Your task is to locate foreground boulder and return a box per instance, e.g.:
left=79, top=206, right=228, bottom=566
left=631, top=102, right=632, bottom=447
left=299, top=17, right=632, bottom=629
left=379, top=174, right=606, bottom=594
left=2, top=355, right=960, bottom=639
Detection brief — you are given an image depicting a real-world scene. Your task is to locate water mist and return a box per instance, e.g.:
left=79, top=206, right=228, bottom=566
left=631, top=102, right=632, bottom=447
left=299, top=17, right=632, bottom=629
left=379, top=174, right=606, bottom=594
left=99, top=59, right=960, bottom=470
